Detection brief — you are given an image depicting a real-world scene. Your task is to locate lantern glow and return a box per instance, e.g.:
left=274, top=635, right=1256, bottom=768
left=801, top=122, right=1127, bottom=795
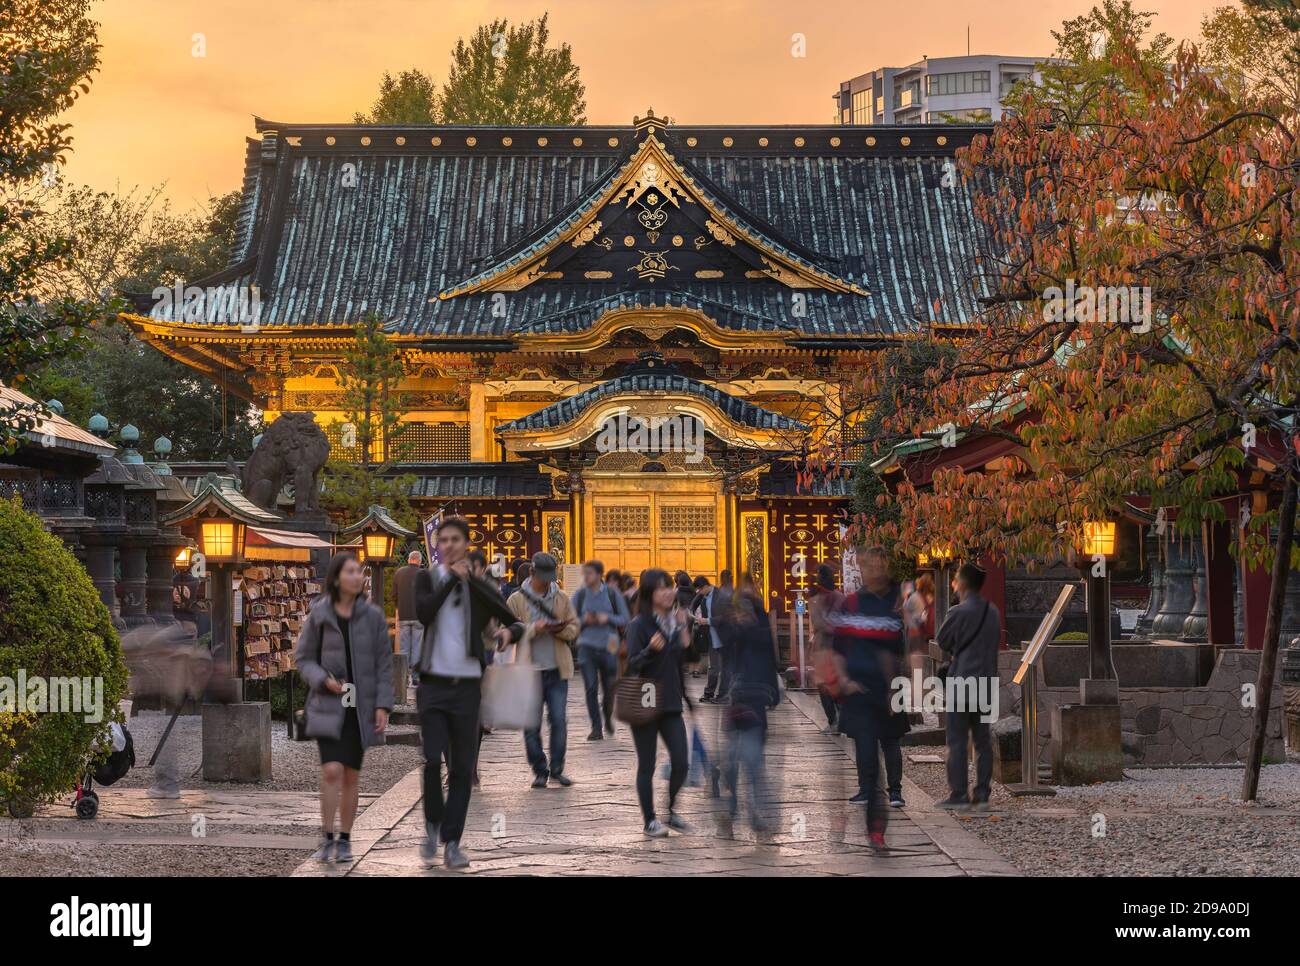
left=1082, top=520, right=1117, bottom=557
left=199, top=520, right=243, bottom=562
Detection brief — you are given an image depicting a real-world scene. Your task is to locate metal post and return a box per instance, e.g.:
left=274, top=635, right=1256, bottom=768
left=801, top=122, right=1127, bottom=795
left=1021, top=666, right=1039, bottom=789
left=794, top=590, right=807, bottom=689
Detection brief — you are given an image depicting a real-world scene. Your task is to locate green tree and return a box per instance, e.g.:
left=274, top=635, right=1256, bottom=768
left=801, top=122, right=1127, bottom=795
left=0, top=497, right=129, bottom=812
left=439, top=13, right=586, bottom=125
left=24, top=187, right=259, bottom=459
left=0, top=0, right=107, bottom=448
left=1015, top=0, right=1175, bottom=123
left=321, top=316, right=417, bottom=530
left=353, top=69, right=439, bottom=124
left=1201, top=3, right=1300, bottom=115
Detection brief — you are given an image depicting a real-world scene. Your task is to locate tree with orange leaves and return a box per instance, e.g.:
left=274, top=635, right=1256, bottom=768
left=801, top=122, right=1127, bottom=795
left=849, top=7, right=1298, bottom=800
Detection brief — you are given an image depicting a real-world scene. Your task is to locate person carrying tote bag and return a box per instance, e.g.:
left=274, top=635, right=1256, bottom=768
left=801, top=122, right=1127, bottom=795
left=480, top=635, right=543, bottom=731
left=622, top=568, right=692, bottom=839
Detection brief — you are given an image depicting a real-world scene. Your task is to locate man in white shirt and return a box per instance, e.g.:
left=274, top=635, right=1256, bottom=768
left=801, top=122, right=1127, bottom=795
left=413, top=517, right=523, bottom=870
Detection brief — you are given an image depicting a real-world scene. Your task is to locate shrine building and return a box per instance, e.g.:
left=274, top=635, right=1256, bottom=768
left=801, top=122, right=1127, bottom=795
left=122, top=111, right=992, bottom=619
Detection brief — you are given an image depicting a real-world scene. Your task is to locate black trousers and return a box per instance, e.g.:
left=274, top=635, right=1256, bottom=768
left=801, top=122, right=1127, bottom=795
left=630, top=711, right=688, bottom=824
left=945, top=709, right=993, bottom=802
left=417, top=675, right=481, bottom=843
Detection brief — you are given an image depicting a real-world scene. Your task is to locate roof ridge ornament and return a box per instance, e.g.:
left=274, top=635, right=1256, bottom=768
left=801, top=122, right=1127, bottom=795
left=634, top=109, right=671, bottom=131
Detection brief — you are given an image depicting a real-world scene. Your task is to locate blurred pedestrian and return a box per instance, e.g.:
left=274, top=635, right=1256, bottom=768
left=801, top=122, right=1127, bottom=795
left=296, top=552, right=393, bottom=864
left=827, top=546, right=903, bottom=850
left=722, top=588, right=780, bottom=834
left=394, top=549, right=425, bottom=688
left=624, top=568, right=691, bottom=837
left=573, top=559, right=629, bottom=740
left=809, top=564, right=844, bottom=735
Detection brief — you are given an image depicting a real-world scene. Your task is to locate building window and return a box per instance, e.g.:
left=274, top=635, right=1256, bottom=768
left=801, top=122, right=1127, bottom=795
left=925, top=70, right=991, bottom=96
left=851, top=89, right=871, bottom=125
left=926, top=107, right=992, bottom=123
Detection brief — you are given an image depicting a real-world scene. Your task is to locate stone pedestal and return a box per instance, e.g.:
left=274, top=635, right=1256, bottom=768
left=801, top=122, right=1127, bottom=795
left=120, top=543, right=152, bottom=627
left=392, top=653, right=409, bottom=707
left=1052, top=702, right=1123, bottom=785
left=991, top=715, right=1022, bottom=784
left=202, top=701, right=272, bottom=782
left=1079, top=677, right=1119, bottom=705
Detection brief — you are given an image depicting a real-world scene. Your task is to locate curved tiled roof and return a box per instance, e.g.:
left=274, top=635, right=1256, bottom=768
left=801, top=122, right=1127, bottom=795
left=497, top=370, right=807, bottom=434
left=128, top=122, right=997, bottom=341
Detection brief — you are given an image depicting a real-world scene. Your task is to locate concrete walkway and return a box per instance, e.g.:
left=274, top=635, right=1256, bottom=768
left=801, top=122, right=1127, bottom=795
left=294, top=677, right=1017, bottom=877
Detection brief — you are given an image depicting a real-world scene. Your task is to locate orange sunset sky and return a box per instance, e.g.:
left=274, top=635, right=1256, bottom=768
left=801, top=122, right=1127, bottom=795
left=63, top=0, right=1229, bottom=211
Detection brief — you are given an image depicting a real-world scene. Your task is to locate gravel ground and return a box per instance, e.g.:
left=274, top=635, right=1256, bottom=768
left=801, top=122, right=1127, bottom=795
left=0, top=710, right=424, bottom=877
left=0, top=841, right=308, bottom=877
left=906, top=754, right=1300, bottom=876
left=119, top=709, right=423, bottom=794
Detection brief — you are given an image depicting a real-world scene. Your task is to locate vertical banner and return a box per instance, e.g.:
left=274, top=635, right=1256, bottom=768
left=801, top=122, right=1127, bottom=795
left=423, top=510, right=442, bottom=567
left=840, top=525, right=861, bottom=593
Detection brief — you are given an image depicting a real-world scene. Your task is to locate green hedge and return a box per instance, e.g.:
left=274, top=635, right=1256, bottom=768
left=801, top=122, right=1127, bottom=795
left=0, top=497, right=129, bottom=809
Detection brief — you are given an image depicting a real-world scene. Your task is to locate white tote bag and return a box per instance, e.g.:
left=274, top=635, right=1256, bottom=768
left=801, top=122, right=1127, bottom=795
left=480, top=638, right=542, bottom=731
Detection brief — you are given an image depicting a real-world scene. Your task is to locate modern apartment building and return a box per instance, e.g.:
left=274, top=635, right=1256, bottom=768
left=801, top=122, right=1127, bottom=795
left=834, top=54, right=1051, bottom=125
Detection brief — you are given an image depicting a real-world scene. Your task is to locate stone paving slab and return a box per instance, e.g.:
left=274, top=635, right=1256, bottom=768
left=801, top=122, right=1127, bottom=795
left=296, top=676, right=1021, bottom=877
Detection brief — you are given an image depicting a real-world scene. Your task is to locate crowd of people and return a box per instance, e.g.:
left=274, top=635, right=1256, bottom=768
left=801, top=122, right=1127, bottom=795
left=294, top=517, right=1002, bottom=870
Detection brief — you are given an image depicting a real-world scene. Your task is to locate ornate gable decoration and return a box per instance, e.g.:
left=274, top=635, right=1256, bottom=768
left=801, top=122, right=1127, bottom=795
left=438, top=125, right=867, bottom=299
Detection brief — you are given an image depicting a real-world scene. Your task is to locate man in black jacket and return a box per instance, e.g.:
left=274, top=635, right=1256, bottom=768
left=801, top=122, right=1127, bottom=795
left=935, top=562, right=1002, bottom=811
left=414, top=517, right=524, bottom=870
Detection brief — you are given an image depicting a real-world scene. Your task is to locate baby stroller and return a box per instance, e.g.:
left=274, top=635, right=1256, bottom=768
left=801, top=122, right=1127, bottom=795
left=73, top=721, right=135, bottom=819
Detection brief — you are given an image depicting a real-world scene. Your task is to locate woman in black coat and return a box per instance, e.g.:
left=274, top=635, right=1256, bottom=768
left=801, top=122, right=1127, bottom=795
left=624, top=568, right=691, bottom=838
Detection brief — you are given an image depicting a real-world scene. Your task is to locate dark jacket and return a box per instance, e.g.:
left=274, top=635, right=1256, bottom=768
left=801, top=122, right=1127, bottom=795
left=728, top=615, right=780, bottom=730
left=625, top=611, right=689, bottom=714
left=414, top=566, right=524, bottom=672
left=937, top=593, right=1001, bottom=679
left=393, top=564, right=420, bottom=621
left=295, top=596, right=393, bottom=748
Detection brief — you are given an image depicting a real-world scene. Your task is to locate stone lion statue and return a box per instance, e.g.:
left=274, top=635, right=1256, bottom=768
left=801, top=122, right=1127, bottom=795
left=241, top=412, right=330, bottom=513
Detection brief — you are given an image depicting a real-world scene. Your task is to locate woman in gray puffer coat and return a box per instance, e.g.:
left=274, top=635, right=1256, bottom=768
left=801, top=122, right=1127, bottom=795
left=295, top=552, right=393, bottom=863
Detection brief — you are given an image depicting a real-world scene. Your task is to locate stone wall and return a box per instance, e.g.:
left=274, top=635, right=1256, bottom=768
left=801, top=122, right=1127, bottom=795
left=998, top=648, right=1286, bottom=766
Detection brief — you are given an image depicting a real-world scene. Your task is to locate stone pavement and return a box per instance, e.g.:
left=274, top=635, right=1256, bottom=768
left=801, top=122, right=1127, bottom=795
left=294, top=677, right=1017, bottom=877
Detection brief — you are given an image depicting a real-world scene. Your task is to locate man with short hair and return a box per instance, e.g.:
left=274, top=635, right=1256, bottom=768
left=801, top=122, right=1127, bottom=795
left=936, top=562, right=1001, bottom=811
left=413, top=517, right=524, bottom=870
left=508, top=553, right=580, bottom=788
left=573, top=559, right=630, bottom=740
left=394, top=550, right=424, bottom=686
left=694, top=577, right=727, bottom=702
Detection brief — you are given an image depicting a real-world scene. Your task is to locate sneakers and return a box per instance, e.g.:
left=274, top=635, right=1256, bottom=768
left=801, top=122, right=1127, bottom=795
left=935, top=795, right=971, bottom=810
left=312, top=836, right=335, bottom=863
left=848, top=790, right=871, bottom=804
left=531, top=773, right=549, bottom=789
left=443, top=840, right=470, bottom=870
left=333, top=838, right=354, bottom=863
left=888, top=792, right=906, bottom=809
left=868, top=832, right=887, bottom=852
left=644, top=819, right=670, bottom=838
left=587, top=730, right=603, bottom=741
left=419, top=822, right=440, bottom=865
left=550, top=772, right=574, bottom=787
left=699, top=695, right=715, bottom=703
left=146, top=785, right=181, bottom=800
left=667, top=812, right=691, bottom=833
left=969, top=799, right=991, bottom=812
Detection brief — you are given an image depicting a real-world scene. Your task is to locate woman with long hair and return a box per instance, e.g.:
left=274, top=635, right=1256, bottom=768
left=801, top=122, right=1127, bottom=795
left=295, top=552, right=392, bottom=864
left=623, top=568, right=691, bottom=837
